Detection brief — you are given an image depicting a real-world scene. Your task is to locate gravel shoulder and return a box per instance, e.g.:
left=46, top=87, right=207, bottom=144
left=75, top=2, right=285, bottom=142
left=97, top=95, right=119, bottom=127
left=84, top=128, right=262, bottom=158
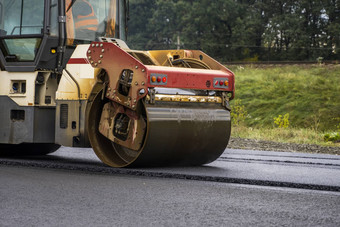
left=228, top=137, right=340, bottom=156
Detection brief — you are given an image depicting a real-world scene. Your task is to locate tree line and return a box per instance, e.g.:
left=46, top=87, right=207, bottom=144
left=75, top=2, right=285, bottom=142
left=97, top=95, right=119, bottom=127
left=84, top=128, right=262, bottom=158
left=127, top=0, right=340, bottom=62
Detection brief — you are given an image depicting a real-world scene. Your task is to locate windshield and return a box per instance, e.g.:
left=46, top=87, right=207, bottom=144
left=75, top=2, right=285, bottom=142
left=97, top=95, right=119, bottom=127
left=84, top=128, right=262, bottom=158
left=0, top=0, right=127, bottom=62
left=66, top=0, right=126, bottom=44
left=1, top=0, right=44, bottom=36
left=0, top=0, right=44, bottom=62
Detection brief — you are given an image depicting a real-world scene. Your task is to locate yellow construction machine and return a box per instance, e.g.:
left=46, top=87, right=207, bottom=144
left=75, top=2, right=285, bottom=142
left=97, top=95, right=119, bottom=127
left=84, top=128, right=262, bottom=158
left=0, top=0, right=235, bottom=167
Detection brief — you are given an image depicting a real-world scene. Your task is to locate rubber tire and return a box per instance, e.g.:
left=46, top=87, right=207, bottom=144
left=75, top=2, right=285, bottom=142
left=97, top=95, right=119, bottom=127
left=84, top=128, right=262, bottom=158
left=0, top=143, right=61, bottom=156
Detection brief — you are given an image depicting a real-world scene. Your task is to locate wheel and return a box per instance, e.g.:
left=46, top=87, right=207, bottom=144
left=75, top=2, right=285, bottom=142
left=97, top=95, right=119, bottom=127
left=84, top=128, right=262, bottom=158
left=86, top=90, right=145, bottom=167
left=0, top=143, right=60, bottom=156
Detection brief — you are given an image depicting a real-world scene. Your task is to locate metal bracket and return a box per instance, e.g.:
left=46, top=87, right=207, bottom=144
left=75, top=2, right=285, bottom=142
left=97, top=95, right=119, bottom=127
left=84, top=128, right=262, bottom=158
left=101, top=81, right=108, bottom=100
left=87, top=42, right=147, bottom=111
left=222, top=92, right=231, bottom=111
left=149, top=88, right=156, bottom=104
left=57, top=46, right=65, bottom=53
left=58, top=16, right=66, bottom=23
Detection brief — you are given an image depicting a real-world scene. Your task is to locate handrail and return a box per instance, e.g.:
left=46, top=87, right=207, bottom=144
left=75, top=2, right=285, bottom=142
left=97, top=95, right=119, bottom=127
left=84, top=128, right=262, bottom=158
left=10, top=25, right=43, bottom=35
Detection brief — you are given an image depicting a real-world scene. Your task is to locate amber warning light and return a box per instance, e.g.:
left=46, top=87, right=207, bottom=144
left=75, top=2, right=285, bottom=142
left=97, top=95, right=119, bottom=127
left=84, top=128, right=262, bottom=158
left=150, top=74, right=168, bottom=85
left=213, top=78, right=229, bottom=88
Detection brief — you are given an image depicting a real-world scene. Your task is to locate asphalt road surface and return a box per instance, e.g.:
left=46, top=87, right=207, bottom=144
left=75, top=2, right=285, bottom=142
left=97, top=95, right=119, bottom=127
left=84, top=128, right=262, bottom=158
left=1, top=147, right=340, bottom=226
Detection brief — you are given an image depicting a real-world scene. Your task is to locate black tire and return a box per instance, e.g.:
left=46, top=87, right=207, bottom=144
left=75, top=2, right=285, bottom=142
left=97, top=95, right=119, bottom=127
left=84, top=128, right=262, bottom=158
left=0, top=143, right=60, bottom=156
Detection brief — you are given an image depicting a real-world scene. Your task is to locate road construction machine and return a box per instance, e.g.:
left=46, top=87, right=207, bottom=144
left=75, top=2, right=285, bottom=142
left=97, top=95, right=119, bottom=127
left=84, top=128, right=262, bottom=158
left=0, top=0, right=235, bottom=167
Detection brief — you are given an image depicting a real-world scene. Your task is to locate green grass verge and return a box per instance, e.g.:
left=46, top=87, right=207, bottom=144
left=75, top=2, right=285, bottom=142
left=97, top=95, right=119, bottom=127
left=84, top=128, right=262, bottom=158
left=229, top=64, right=340, bottom=131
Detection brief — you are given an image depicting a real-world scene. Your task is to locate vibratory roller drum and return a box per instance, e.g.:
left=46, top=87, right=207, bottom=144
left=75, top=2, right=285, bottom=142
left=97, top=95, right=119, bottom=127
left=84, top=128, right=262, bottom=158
left=86, top=41, right=235, bottom=167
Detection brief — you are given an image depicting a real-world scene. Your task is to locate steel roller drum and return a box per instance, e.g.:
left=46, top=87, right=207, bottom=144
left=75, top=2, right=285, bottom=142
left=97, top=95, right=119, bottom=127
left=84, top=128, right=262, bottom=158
left=132, top=102, right=231, bottom=166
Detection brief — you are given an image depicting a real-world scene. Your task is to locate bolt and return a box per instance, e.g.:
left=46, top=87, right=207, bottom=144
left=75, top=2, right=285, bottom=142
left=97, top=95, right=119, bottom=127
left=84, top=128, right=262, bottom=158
left=98, top=60, right=102, bottom=64
left=111, top=96, right=115, bottom=99
left=141, top=82, right=145, bottom=86
left=95, top=63, right=98, bottom=66
left=132, top=105, right=136, bottom=108
left=142, top=69, right=145, bottom=72
left=96, top=43, right=99, bottom=47
left=113, top=90, right=116, bottom=94
left=90, top=61, right=94, bottom=64
left=102, top=49, right=105, bottom=53
left=108, top=87, right=111, bottom=91
left=135, top=66, right=138, bottom=69
left=135, top=82, right=138, bottom=86
left=100, top=55, right=103, bottom=58
left=134, top=99, right=137, bottom=103
left=100, top=43, right=103, bottom=47
left=88, top=56, right=92, bottom=59
left=88, top=50, right=91, bottom=54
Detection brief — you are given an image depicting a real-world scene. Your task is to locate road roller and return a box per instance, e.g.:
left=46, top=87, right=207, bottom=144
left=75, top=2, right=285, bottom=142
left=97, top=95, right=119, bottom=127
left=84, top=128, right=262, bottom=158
left=0, top=0, right=235, bottom=167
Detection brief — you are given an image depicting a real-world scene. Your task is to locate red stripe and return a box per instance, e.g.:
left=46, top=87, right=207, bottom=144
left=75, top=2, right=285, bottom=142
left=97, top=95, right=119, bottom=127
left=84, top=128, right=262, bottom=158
left=68, top=58, right=90, bottom=64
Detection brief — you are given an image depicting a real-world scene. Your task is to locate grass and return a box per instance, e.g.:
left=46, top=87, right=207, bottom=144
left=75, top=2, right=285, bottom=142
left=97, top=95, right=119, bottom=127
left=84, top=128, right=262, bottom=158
left=232, top=125, right=340, bottom=147
left=229, top=64, right=340, bottom=131
left=228, top=64, right=340, bottom=147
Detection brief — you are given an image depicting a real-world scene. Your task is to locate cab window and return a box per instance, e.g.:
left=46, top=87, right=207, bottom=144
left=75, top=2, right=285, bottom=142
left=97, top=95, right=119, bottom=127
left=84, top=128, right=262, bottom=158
left=3, top=0, right=44, bottom=35
left=0, top=0, right=44, bottom=62
left=66, top=0, right=119, bottom=44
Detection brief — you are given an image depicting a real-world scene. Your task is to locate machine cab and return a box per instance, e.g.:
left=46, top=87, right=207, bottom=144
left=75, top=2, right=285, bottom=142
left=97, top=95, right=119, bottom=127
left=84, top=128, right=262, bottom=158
left=0, top=0, right=127, bottom=72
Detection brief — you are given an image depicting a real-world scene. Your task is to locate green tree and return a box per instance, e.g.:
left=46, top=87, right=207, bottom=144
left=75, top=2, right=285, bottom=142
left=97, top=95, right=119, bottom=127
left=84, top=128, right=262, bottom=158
left=128, top=0, right=157, bottom=49
left=127, top=0, right=340, bottom=62
left=324, top=0, right=340, bottom=60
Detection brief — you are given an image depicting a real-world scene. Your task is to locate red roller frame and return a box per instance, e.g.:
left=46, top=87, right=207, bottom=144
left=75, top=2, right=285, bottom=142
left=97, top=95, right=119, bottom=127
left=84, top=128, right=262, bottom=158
left=87, top=42, right=235, bottom=102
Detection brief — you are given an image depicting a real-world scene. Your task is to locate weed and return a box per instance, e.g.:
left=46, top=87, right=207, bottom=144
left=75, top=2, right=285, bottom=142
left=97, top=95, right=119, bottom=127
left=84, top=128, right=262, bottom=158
left=231, top=99, right=247, bottom=126
left=324, top=132, right=340, bottom=142
left=274, top=113, right=290, bottom=128
left=311, top=111, right=321, bottom=131
left=323, top=118, right=340, bottom=143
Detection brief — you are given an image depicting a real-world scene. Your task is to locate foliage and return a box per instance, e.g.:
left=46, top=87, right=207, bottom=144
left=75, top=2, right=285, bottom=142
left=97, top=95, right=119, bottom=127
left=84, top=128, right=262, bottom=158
left=324, top=118, right=340, bottom=143
left=231, top=99, right=247, bottom=126
left=324, top=132, right=340, bottom=142
left=128, top=0, right=340, bottom=62
left=274, top=113, right=290, bottom=128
